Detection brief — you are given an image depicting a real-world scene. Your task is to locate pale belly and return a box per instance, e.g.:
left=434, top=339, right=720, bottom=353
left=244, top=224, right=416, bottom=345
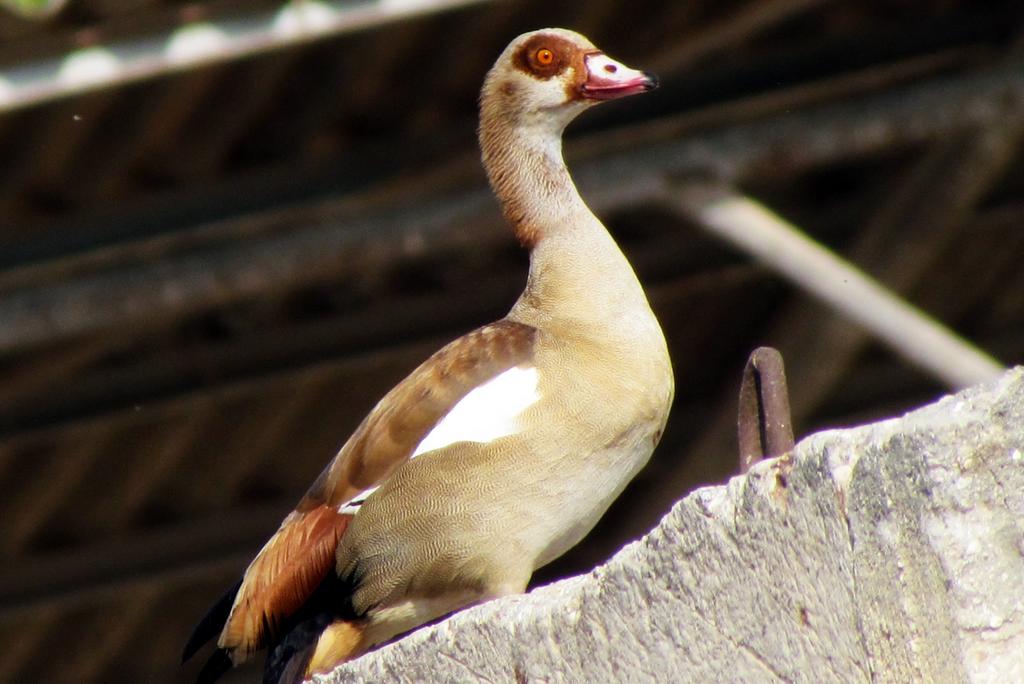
left=339, top=413, right=663, bottom=609
left=523, top=420, right=662, bottom=569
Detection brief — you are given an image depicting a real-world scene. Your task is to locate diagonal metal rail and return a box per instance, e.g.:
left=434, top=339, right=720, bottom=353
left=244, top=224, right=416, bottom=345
left=0, top=66, right=1019, bottom=356
left=0, top=0, right=495, bottom=113
left=672, top=185, right=1005, bottom=389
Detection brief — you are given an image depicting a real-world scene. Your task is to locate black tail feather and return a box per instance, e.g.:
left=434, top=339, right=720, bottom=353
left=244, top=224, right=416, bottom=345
left=264, top=627, right=320, bottom=684
left=182, top=580, right=242, bottom=665
left=196, top=648, right=233, bottom=684
left=263, top=571, right=359, bottom=684
left=276, top=644, right=316, bottom=684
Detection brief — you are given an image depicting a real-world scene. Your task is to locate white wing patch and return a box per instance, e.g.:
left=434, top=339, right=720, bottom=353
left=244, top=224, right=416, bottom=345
left=338, top=366, right=540, bottom=517
left=412, top=365, right=540, bottom=457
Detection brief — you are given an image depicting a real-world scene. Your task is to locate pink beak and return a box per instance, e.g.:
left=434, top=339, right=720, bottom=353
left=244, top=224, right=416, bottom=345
left=580, top=52, right=658, bottom=101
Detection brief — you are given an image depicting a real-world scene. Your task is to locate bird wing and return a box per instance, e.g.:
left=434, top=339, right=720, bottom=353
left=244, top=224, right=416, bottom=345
left=206, top=319, right=538, bottom=662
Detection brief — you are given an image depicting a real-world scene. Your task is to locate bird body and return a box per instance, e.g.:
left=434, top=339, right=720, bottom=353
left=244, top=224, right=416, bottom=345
left=184, top=28, right=673, bottom=683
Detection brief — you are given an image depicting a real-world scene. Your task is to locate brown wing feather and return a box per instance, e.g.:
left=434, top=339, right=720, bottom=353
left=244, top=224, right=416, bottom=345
left=313, top=318, right=537, bottom=506
left=218, top=506, right=351, bottom=660
left=216, top=319, right=536, bottom=662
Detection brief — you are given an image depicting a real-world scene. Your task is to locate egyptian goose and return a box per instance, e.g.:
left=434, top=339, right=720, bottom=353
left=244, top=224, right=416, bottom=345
left=183, top=28, right=673, bottom=683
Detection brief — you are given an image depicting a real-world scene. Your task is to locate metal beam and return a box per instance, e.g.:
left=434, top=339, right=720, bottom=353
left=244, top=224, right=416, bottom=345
left=672, top=186, right=1005, bottom=389
left=674, top=41, right=1024, bottom=444
left=0, top=503, right=285, bottom=620
left=0, top=0, right=496, bottom=114
left=746, top=120, right=1024, bottom=424
left=649, top=0, right=835, bottom=74
left=0, top=66, right=1019, bottom=356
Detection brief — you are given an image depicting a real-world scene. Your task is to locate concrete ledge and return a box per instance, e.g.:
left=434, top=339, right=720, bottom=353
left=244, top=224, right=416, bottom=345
left=323, top=368, right=1024, bottom=683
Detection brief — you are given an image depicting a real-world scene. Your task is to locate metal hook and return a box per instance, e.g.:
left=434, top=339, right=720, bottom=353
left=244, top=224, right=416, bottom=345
left=737, top=347, right=795, bottom=473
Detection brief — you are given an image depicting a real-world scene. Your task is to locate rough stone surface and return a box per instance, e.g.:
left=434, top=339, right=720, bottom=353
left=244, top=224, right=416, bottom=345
left=321, top=368, right=1024, bottom=684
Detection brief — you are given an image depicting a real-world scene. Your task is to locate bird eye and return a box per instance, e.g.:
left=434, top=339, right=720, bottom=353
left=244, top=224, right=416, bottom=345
left=535, top=48, right=554, bottom=66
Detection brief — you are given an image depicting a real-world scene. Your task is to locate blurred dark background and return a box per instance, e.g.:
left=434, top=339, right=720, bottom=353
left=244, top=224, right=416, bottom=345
left=0, top=0, right=1021, bottom=681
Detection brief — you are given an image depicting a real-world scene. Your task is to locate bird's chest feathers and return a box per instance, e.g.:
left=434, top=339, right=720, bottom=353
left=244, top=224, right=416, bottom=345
left=529, top=420, right=663, bottom=567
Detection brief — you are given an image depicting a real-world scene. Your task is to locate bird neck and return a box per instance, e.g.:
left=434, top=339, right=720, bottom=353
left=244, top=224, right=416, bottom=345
left=479, top=107, right=586, bottom=248
left=478, top=107, right=653, bottom=332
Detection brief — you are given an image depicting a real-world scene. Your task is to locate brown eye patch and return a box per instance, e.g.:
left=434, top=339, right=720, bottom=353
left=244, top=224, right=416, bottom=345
left=513, top=34, right=576, bottom=79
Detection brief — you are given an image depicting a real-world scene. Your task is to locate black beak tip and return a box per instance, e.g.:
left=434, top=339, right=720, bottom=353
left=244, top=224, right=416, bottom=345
left=643, top=71, right=659, bottom=91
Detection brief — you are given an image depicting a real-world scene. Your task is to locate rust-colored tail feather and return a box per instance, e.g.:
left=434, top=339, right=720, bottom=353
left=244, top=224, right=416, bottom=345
left=220, top=506, right=352, bottom=659
left=182, top=505, right=351, bottom=684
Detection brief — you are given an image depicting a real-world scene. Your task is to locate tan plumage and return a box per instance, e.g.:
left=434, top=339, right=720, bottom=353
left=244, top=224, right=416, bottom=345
left=184, top=28, right=673, bottom=683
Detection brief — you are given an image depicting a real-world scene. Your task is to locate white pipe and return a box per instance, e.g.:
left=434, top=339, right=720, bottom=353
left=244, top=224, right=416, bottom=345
left=677, top=187, right=1004, bottom=388
left=0, top=0, right=494, bottom=113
